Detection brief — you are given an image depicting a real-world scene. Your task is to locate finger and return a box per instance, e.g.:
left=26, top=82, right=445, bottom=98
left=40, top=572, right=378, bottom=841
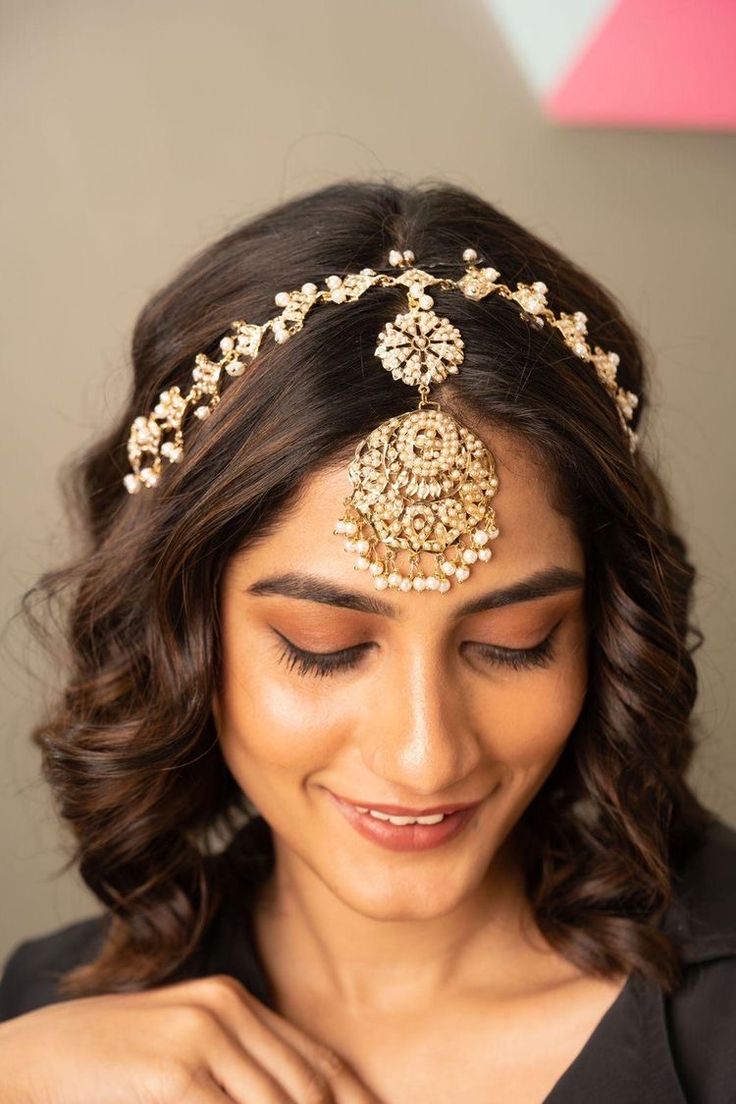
left=145, top=976, right=382, bottom=1104
left=174, top=1062, right=268, bottom=1104
left=202, top=1023, right=300, bottom=1104
left=164, top=977, right=338, bottom=1104
left=254, top=1001, right=384, bottom=1104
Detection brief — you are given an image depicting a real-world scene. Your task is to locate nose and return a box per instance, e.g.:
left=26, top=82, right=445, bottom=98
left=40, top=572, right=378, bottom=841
left=358, top=643, right=483, bottom=796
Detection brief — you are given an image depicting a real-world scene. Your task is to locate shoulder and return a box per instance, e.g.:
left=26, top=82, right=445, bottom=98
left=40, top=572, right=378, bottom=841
left=0, top=912, right=110, bottom=1022
left=665, top=814, right=736, bottom=961
left=660, top=816, right=736, bottom=1097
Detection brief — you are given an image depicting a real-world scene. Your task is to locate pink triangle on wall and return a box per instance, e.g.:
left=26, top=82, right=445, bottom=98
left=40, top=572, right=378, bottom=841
left=544, top=0, right=736, bottom=131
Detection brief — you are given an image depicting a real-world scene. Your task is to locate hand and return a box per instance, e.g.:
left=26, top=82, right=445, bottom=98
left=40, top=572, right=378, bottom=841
left=0, top=973, right=384, bottom=1104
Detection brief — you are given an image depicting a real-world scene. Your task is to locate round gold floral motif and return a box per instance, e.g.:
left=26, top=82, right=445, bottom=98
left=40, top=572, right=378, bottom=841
left=374, top=307, right=464, bottom=388
left=346, top=408, right=497, bottom=555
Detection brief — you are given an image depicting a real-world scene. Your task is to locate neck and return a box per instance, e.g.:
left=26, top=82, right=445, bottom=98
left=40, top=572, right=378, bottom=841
left=250, top=824, right=548, bottom=1018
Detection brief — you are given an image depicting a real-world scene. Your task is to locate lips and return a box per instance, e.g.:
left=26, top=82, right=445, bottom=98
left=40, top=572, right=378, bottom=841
left=326, top=791, right=484, bottom=816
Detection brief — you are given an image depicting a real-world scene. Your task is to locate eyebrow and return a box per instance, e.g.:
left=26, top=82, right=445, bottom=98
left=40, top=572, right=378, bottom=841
left=244, top=565, right=585, bottom=620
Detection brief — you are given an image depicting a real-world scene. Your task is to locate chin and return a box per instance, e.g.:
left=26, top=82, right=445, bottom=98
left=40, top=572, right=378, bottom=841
left=323, top=854, right=488, bottom=922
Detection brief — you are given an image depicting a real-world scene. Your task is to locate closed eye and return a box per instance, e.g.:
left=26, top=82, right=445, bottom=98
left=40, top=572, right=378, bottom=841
left=273, top=623, right=560, bottom=679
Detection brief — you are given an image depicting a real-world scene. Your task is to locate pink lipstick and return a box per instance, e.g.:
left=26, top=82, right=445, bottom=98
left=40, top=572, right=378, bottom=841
left=324, top=789, right=486, bottom=852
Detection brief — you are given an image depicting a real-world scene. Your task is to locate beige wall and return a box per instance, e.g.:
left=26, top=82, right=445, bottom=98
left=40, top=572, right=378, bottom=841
left=2, top=0, right=734, bottom=960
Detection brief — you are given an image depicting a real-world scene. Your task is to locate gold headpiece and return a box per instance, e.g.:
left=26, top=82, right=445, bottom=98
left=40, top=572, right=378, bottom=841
left=124, top=247, right=638, bottom=594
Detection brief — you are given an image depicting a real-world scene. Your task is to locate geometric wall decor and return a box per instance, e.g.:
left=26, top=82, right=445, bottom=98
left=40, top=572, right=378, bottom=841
left=486, top=0, right=736, bottom=131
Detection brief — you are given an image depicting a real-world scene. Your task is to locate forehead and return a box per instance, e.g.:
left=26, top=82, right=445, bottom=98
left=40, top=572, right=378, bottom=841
left=225, top=428, right=584, bottom=613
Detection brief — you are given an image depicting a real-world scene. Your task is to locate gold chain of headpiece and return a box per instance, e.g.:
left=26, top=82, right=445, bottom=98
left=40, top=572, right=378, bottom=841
left=123, top=247, right=639, bottom=594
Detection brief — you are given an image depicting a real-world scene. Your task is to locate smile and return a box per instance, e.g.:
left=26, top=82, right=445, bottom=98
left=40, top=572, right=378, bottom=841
left=324, top=789, right=489, bottom=852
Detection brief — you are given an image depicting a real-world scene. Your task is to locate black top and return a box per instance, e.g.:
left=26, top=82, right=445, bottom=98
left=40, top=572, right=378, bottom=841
left=2, top=814, right=736, bottom=1104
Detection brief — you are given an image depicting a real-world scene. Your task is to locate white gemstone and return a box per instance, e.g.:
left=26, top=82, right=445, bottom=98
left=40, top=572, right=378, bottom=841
left=455, top=566, right=470, bottom=582
left=344, top=521, right=358, bottom=535
left=194, top=406, right=210, bottom=420
left=488, top=527, right=500, bottom=539
left=412, top=576, right=426, bottom=591
left=478, top=548, right=492, bottom=562
left=399, top=578, right=413, bottom=592
left=374, top=576, right=389, bottom=590
left=462, top=548, right=478, bottom=564
left=369, top=562, right=383, bottom=576
left=419, top=295, right=433, bottom=310
left=441, top=561, right=456, bottom=575
left=140, top=467, right=159, bottom=487
left=161, top=442, right=182, bottom=462
left=301, top=282, right=317, bottom=296
left=355, top=557, right=370, bottom=570
left=326, top=275, right=342, bottom=289
left=425, top=576, right=440, bottom=590
left=387, top=572, right=402, bottom=587
left=219, top=336, right=234, bottom=352
left=274, top=292, right=289, bottom=307
left=463, top=248, right=477, bottom=262
left=472, top=529, right=489, bottom=546
left=439, top=579, right=451, bottom=593
left=356, top=539, right=370, bottom=554
left=334, top=520, right=347, bottom=534
left=123, top=473, right=141, bottom=494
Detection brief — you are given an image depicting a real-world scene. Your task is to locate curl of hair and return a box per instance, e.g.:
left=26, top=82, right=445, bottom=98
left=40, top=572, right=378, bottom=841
left=20, top=177, right=715, bottom=998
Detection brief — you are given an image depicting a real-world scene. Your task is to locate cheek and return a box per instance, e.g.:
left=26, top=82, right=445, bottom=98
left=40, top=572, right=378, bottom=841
left=485, top=633, right=588, bottom=772
left=215, top=637, right=350, bottom=778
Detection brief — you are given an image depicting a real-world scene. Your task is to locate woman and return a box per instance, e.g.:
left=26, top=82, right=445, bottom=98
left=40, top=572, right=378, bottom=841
left=0, top=178, right=734, bottom=1104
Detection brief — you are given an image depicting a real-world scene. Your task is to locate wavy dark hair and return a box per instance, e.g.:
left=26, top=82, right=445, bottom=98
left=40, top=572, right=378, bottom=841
left=20, top=177, right=715, bottom=999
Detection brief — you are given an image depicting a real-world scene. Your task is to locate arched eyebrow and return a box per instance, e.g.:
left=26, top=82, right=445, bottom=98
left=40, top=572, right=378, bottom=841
left=244, top=566, right=584, bottom=621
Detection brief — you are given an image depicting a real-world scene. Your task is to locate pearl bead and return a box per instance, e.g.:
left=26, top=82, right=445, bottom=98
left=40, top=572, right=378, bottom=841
left=355, top=557, right=370, bottom=570
left=488, top=527, right=500, bottom=539
left=274, top=292, right=289, bottom=307
left=343, top=540, right=357, bottom=552
left=399, top=578, right=413, bottom=592
left=440, top=561, right=456, bottom=575
left=463, top=248, right=477, bottom=262
left=478, top=549, right=492, bottom=562
left=425, top=576, right=440, bottom=590
left=472, top=530, right=489, bottom=546
left=388, top=572, right=402, bottom=587
left=344, top=521, right=358, bottom=535
left=301, top=283, right=317, bottom=296
left=369, top=562, right=383, bottom=576
left=412, top=577, right=426, bottom=591
left=462, top=548, right=478, bottom=564
left=356, top=539, right=370, bottom=554
left=334, top=520, right=347, bottom=534
left=220, top=336, right=234, bottom=352
left=374, top=576, right=389, bottom=590
left=455, top=566, right=470, bottom=582
left=439, top=579, right=451, bottom=593
left=194, top=406, right=210, bottom=419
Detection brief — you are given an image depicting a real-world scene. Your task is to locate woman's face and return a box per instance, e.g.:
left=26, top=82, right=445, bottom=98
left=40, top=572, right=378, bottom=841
left=213, top=427, right=588, bottom=920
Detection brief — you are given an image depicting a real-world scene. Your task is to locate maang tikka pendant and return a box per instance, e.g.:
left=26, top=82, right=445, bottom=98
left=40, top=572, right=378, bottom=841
left=334, top=248, right=499, bottom=594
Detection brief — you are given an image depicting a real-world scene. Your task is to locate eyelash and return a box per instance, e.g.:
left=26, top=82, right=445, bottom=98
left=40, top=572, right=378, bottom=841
left=275, top=625, right=559, bottom=679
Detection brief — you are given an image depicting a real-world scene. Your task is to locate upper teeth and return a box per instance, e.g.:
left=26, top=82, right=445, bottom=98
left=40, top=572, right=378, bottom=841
left=353, top=805, right=446, bottom=825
